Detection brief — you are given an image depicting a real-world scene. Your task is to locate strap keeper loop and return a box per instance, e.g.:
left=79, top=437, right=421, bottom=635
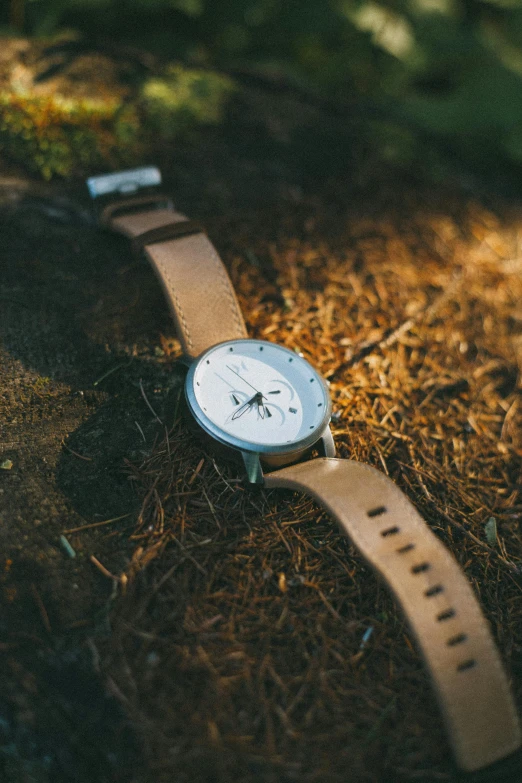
left=131, top=220, right=206, bottom=254
left=99, top=194, right=174, bottom=227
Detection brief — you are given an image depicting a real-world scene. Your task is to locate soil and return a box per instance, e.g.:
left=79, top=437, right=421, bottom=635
left=1, top=39, right=521, bottom=783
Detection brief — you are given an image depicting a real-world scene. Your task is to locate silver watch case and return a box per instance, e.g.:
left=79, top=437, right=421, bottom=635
left=185, top=339, right=333, bottom=471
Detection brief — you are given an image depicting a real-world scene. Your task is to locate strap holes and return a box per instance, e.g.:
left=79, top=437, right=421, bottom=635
left=425, top=584, right=444, bottom=597
left=381, top=526, right=400, bottom=537
left=397, top=543, right=415, bottom=554
left=411, top=562, right=430, bottom=574
left=457, top=659, right=476, bottom=672
left=447, top=633, right=467, bottom=647
left=437, top=608, right=456, bottom=622
left=367, top=506, right=387, bottom=518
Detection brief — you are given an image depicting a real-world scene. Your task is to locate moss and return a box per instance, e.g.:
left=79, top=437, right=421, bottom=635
left=0, top=65, right=234, bottom=180
left=0, top=92, right=143, bottom=179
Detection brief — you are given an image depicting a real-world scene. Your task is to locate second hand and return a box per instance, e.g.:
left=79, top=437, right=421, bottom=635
left=226, top=365, right=265, bottom=397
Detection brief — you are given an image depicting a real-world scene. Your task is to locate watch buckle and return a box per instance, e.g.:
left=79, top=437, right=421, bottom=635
left=86, top=166, right=174, bottom=224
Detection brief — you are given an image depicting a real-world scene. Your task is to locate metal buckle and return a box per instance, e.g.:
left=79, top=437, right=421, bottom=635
left=87, top=166, right=162, bottom=199
left=86, top=166, right=174, bottom=224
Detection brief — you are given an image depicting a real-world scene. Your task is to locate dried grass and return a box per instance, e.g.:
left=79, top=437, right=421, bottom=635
left=101, top=185, right=522, bottom=782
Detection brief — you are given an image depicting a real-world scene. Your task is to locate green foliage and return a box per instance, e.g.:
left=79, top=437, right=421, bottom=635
left=0, top=92, right=141, bottom=179
left=141, top=66, right=234, bottom=140
left=3, top=0, right=522, bottom=182
left=0, top=67, right=233, bottom=178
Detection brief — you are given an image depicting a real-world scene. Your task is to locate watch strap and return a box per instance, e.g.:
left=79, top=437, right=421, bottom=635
left=106, top=199, right=247, bottom=358
left=264, top=457, right=521, bottom=772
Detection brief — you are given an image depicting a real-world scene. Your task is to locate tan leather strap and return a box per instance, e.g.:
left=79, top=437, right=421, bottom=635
left=265, top=457, right=521, bottom=772
left=107, top=203, right=247, bottom=358
left=130, top=220, right=206, bottom=255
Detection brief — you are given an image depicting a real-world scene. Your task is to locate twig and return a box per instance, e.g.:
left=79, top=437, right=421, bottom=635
left=365, top=696, right=398, bottom=744
left=333, top=273, right=464, bottom=377
left=173, top=537, right=208, bottom=575
left=93, top=360, right=132, bottom=387
left=86, top=637, right=101, bottom=673
left=400, top=462, right=521, bottom=573
left=139, top=379, right=163, bottom=424
left=63, top=513, right=132, bottom=534
left=61, top=440, right=92, bottom=461
left=90, top=555, right=118, bottom=581
left=30, top=583, right=52, bottom=633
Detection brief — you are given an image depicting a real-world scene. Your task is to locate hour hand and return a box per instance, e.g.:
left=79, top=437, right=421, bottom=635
left=231, top=393, right=258, bottom=420
left=232, top=401, right=252, bottom=420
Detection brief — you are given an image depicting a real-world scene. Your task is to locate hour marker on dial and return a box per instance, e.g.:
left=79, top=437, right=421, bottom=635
left=289, top=407, right=297, bottom=414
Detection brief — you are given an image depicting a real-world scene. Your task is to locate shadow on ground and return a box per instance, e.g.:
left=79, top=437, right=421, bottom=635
left=0, top=196, right=179, bottom=782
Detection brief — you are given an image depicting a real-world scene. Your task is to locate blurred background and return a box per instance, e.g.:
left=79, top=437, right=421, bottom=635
left=2, top=0, right=522, bottom=190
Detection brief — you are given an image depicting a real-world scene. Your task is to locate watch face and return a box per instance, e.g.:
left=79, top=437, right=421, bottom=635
left=185, top=339, right=331, bottom=455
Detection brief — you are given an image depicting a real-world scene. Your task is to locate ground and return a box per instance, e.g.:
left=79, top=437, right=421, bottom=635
left=0, top=40, right=521, bottom=783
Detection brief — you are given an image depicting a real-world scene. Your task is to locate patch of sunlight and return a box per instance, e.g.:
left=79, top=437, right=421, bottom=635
left=480, top=21, right=522, bottom=78
left=141, top=66, right=235, bottom=139
left=167, top=0, right=203, bottom=15
left=410, top=0, right=456, bottom=16
left=349, top=2, right=414, bottom=60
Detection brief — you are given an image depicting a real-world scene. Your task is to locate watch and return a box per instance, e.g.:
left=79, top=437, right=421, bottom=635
left=87, top=167, right=521, bottom=774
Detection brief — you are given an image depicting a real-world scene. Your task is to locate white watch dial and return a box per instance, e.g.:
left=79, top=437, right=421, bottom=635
left=186, top=339, right=330, bottom=453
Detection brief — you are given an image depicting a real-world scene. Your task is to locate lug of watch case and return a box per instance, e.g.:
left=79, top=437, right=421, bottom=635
left=318, top=427, right=335, bottom=457
left=241, top=451, right=263, bottom=484
left=259, top=427, right=336, bottom=474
